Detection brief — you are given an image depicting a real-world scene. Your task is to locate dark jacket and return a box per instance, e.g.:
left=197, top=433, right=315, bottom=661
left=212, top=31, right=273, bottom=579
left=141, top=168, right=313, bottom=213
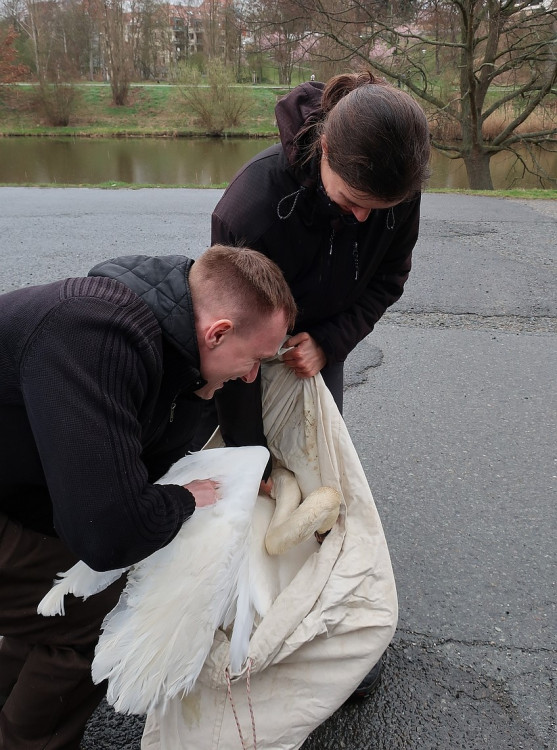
left=0, top=255, right=205, bottom=571
left=212, top=81, right=421, bottom=365
left=211, top=82, right=421, bottom=463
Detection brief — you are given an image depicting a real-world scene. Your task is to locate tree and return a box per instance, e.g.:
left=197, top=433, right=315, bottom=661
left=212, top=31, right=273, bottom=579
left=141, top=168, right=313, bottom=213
left=101, top=0, right=131, bottom=104
left=12, top=0, right=58, bottom=81
left=127, top=0, right=171, bottom=80
left=2, top=0, right=89, bottom=82
left=0, top=24, right=29, bottom=82
left=243, top=0, right=312, bottom=84
left=200, top=0, right=221, bottom=58
left=221, top=0, right=244, bottom=78
left=287, top=0, right=557, bottom=189
left=61, top=0, right=104, bottom=81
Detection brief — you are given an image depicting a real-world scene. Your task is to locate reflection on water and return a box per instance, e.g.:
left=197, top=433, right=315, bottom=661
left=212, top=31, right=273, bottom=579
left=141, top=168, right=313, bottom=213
left=0, top=136, right=555, bottom=189
left=0, top=137, right=267, bottom=186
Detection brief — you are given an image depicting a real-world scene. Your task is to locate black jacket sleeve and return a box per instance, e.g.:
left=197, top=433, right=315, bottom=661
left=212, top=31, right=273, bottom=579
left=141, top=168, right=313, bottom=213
left=20, top=296, right=196, bottom=571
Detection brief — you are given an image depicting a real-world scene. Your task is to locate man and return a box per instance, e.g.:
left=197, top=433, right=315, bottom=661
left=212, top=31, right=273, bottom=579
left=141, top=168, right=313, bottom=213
left=0, top=245, right=296, bottom=750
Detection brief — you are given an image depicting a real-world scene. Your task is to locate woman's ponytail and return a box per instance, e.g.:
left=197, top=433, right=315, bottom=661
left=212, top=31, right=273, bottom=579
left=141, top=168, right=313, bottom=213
left=321, top=71, right=384, bottom=113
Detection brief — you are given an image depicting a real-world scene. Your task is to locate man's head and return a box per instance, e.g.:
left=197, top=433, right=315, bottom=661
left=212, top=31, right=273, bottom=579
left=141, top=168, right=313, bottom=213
left=189, top=245, right=297, bottom=399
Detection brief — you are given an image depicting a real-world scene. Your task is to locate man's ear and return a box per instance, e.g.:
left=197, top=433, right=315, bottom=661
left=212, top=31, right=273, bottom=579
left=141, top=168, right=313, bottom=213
left=204, top=319, right=233, bottom=349
left=320, top=134, right=328, bottom=156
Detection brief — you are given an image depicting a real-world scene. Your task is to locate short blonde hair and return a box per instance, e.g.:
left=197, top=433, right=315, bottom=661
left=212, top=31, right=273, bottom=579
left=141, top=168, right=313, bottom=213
left=190, top=245, right=297, bottom=332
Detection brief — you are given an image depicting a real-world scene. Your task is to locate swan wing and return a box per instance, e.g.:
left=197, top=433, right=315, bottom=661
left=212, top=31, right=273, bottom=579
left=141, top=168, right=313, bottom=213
left=92, top=445, right=269, bottom=714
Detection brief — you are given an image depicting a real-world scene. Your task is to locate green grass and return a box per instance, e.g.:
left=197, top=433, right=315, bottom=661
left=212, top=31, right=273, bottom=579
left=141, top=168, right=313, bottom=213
left=1, top=182, right=554, bottom=198
left=428, top=188, right=557, bottom=200
left=0, top=83, right=288, bottom=136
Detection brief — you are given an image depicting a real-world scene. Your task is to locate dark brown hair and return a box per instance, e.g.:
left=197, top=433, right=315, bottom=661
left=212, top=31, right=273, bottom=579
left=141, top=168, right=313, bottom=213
left=300, top=71, right=431, bottom=202
left=191, top=244, right=297, bottom=332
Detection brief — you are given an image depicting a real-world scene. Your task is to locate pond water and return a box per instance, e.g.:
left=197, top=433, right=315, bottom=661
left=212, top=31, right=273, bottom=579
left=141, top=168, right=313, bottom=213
left=0, top=136, right=555, bottom=189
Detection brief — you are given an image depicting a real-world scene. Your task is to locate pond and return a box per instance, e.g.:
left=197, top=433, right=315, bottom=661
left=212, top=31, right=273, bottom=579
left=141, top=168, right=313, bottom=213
left=0, top=136, right=555, bottom=189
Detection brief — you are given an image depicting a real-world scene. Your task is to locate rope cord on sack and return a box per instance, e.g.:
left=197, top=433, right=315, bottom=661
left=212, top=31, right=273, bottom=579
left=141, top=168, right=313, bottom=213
left=225, top=659, right=257, bottom=750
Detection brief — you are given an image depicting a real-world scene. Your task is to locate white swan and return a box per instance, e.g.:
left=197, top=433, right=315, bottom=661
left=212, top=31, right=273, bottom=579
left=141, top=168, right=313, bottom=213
left=37, top=448, right=342, bottom=714
left=39, top=446, right=269, bottom=714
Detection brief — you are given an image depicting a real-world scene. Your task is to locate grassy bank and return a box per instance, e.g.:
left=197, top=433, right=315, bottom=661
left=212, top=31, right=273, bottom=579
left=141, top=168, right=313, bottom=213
left=429, top=187, right=557, bottom=200
left=1, top=180, right=554, bottom=200
left=0, top=83, right=286, bottom=137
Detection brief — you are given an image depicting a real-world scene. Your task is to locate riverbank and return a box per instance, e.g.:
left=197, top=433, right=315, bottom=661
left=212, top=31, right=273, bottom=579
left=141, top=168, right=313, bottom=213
left=0, top=83, right=285, bottom=137
left=2, top=181, right=554, bottom=200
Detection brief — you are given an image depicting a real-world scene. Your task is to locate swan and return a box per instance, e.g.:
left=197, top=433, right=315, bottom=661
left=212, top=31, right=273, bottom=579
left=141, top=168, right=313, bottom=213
left=37, top=448, right=342, bottom=714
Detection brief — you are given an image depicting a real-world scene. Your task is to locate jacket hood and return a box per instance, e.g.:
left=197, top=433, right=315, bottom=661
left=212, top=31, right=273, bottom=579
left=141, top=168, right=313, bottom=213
left=88, top=255, right=199, bottom=365
left=275, top=81, right=324, bottom=168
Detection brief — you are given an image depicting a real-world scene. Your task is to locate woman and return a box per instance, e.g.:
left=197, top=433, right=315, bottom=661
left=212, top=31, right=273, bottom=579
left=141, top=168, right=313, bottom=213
left=210, top=71, right=430, bottom=445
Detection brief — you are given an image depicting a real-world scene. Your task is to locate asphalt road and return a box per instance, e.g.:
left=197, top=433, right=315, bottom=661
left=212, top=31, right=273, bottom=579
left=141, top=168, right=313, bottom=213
left=0, top=189, right=555, bottom=749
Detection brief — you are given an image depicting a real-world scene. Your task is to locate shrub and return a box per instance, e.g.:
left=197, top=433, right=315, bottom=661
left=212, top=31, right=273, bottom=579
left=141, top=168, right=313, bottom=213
left=33, top=82, right=79, bottom=126
left=177, top=59, right=253, bottom=135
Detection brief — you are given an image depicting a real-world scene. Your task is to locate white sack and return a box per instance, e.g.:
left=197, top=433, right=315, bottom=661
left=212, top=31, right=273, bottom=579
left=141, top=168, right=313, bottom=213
left=142, top=361, right=398, bottom=750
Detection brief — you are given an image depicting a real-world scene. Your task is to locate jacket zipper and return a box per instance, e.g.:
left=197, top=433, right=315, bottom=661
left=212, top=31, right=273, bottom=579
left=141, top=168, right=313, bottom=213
left=329, top=229, right=359, bottom=279
left=169, top=397, right=177, bottom=423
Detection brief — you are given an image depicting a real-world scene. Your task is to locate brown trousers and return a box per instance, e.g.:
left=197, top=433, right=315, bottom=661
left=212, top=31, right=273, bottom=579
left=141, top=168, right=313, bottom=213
left=0, top=513, right=125, bottom=750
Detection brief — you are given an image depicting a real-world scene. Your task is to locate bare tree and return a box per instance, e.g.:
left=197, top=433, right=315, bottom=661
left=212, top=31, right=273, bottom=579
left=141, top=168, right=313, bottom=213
left=61, top=0, right=102, bottom=80
left=287, top=0, right=557, bottom=189
left=221, top=0, right=243, bottom=77
left=10, top=0, right=58, bottom=81
left=243, top=0, right=312, bottom=84
left=2, top=0, right=99, bottom=81
left=127, top=0, right=171, bottom=79
left=101, top=0, right=131, bottom=104
left=200, top=0, right=220, bottom=58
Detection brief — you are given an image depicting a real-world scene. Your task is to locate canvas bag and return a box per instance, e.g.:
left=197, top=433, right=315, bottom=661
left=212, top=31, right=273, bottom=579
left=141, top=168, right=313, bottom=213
left=142, top=360, right=398, bottom=750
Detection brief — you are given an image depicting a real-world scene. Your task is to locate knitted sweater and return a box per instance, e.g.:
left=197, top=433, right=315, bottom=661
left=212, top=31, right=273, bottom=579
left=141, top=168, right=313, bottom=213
left=0, top=256, right=206, bottom=571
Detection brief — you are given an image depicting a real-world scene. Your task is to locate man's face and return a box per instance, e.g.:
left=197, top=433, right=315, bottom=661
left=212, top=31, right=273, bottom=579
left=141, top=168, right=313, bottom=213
left=196, top=309, right=287, bottom=399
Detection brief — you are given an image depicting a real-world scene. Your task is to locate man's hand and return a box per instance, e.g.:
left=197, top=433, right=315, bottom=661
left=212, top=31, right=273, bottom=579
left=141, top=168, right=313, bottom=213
left=280, top=332, right=326, bottom=378
left=184, top=479, right=220, bottom=508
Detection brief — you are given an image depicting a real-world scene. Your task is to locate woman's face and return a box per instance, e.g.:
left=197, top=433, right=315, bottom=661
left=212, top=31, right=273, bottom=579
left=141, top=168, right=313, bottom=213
left=320, top=142, right=400, bottom=223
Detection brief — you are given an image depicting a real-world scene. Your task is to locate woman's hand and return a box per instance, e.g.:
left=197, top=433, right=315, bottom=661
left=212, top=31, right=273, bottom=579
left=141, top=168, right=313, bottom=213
left=184, top=479, right=220, bottom=508
left=281, top=332, right=326, bottom=378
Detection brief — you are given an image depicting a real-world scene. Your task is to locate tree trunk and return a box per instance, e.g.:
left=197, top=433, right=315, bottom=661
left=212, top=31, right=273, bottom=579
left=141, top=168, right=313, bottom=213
left=462, top=147, right=493, bottom=190
left=103, top=0, right=130, bottom=106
